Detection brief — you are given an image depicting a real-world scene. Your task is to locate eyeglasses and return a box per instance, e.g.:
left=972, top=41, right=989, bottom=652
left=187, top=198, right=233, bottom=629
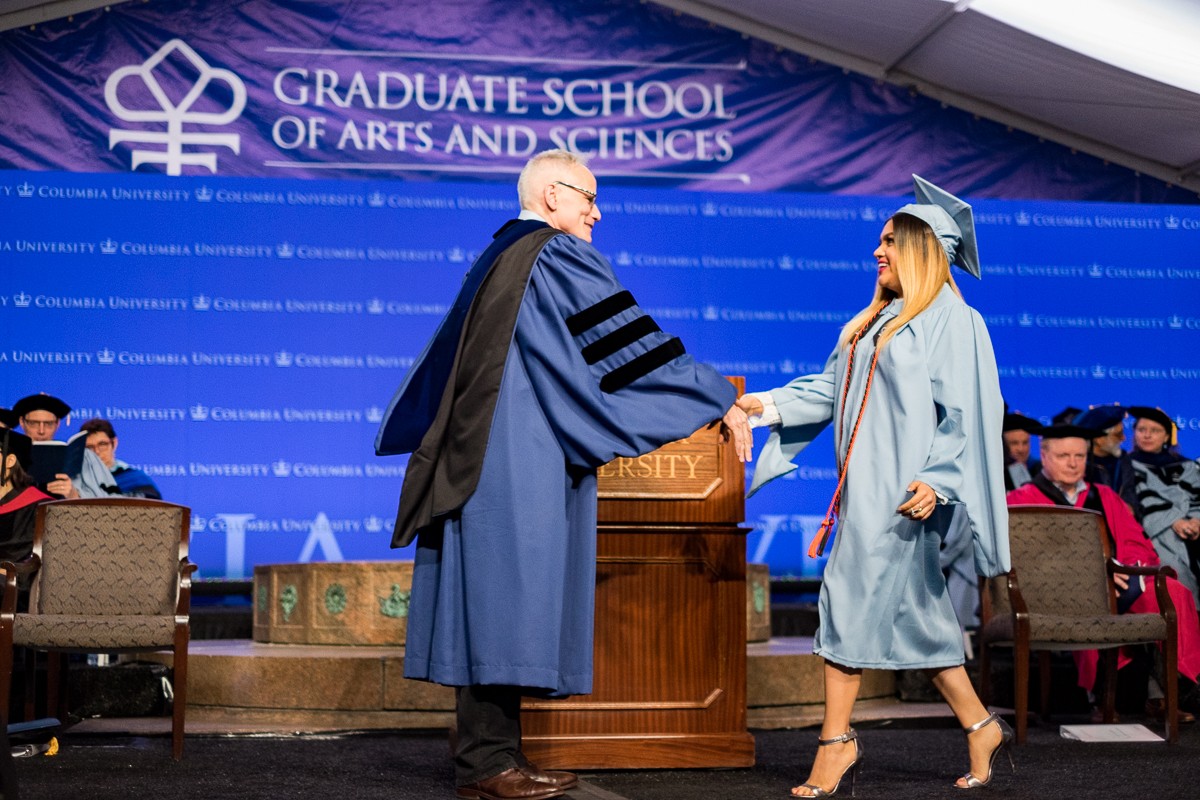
left=554, top=180, right=597, bottom=209
left=21, top=417, right=57, bottom=430
left=87, top=439, right=114, bottom=451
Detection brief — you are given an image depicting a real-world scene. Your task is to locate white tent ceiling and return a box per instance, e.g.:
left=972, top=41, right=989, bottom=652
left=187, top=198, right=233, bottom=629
left=3, top=0, right=1199, bottom=197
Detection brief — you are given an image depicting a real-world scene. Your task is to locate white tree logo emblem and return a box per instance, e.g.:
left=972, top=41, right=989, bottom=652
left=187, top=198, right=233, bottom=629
left=105, top=39, right=246, bottom=175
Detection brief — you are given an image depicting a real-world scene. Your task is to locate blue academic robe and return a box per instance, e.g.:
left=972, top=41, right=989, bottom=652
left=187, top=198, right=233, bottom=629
left=379, top=226, right=734, bottom=695
left=750, top=285, right=1008, bottom=669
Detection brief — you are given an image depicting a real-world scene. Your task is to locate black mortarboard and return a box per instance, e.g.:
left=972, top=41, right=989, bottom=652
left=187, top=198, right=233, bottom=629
left=11, top=393, right=71, bottom=421
left=1073, top=404, right=1126, bottom=431
left=0, top=407, right=17, bottom=429
left=1051, top=407, right=1083, bottom=425
left=1002, top=413, right=1041, bottom=433
left=1, top=429, right=34, bottom=483
left=1128, top=406, right=1177, bottom=444
left=1034, top=424, right=1101, bottom=441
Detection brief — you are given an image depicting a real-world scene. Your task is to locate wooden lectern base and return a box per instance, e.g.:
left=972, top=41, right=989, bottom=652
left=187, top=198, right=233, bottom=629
left=521, top=523, right=754, bottom=769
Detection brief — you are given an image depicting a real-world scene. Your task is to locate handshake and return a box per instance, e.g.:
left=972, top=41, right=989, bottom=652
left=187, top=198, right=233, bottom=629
left=716, top=394, right=765, bottom=464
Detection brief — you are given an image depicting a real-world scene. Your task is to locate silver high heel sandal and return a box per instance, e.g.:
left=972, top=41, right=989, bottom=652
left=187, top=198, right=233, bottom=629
left=791, top=728, right=862, bottom=798
left=956, top=713, right=1015, bottom=789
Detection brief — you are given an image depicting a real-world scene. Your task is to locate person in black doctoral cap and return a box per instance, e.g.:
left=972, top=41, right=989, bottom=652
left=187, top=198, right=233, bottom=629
left=0, top=408, right=19, bottom=429
left=1001, top=412, right=1041, bottom=490
left=1074, top=404, right=1129, bottom=491
left=0, top=429, right=52, bottom=564
left=12, top=393, right=79, bottom=498
left=1122, top=406, right=1200, bottom=610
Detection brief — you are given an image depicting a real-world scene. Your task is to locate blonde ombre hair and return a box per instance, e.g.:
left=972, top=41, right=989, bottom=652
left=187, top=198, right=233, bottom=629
left=837, top=213, right=961, bottom=351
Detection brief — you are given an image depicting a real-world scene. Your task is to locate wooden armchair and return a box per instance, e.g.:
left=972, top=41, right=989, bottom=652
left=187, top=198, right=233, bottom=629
left=0, top=498, right=197, bottom=759
left=978, top=505, right=1179, bottom=744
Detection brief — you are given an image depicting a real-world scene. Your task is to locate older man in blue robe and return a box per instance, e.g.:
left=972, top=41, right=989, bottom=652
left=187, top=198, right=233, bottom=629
left=376, top=150, right=747, bottom=800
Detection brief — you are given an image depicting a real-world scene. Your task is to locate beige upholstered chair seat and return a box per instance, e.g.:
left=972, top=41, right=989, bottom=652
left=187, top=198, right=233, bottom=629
left=981, top=611, right=1167, bottom=649
left=13, top=615, right=177, bottom=650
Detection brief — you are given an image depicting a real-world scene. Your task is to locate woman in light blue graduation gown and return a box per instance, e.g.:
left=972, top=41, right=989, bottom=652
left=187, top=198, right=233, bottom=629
left=739, top=177, right=1012, bottom=796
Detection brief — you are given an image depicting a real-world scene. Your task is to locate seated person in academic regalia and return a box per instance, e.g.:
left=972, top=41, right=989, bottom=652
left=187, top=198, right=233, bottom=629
left=12, top=393, right=117, bottom=499
left=0, top=429, right=52, bottom=564
left=1002, top=412, right=1041, bottom=491
left=1008, top=423, right=1200, bottom=720
left=1074, top=404, right=1129, bottom=492
left=0, top=408, right=18, bottom=430
left=1123, top=406, right=1200, bottom=610
left=79, top=419, right=162, bottom=499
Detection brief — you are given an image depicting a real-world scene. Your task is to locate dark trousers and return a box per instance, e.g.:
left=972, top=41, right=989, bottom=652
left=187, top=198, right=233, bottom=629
left=454, top=685, right=523, bottom=786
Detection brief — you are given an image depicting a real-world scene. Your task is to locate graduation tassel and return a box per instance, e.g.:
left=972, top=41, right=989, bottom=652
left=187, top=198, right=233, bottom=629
left=809, top=311, right=886, bottom=559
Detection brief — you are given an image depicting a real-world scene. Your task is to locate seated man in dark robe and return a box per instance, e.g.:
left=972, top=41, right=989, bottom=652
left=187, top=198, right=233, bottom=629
left=1075, top=404, right=1129, bottom=491
left=1008, top=424, right=1200, bottom=721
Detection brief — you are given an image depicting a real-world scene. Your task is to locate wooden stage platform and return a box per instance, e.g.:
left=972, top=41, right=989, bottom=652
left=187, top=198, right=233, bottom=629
left=140, top=637, right=896, bottom=735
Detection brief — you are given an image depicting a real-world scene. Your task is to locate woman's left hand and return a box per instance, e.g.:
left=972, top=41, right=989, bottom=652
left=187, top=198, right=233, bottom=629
left=897, top=480, right=937, bottom=522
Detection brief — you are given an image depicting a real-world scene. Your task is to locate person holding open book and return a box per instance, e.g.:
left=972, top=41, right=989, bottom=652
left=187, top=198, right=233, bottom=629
left=12, top=393, right=116, bottom=499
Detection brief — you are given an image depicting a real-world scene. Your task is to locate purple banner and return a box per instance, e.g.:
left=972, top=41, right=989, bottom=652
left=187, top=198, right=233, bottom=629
left=0, top=0, right=1190, bottom=202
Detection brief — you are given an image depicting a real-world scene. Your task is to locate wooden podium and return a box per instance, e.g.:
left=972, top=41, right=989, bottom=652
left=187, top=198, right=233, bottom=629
left=521, top=379, right=755, bottom=768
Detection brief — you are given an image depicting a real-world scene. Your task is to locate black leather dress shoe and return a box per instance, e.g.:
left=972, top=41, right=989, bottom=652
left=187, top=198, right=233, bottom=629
left=520, top=760, right=578, bottom=790
left=456, top=768, right=565, bottom=800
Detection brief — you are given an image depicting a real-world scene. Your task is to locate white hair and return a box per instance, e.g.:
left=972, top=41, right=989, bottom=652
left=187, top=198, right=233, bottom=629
left=517, top=149, right=590, bottom=209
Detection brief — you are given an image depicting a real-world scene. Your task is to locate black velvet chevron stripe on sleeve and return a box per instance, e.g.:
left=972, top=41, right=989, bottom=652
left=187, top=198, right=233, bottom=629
left=565, top=290, right=636, bottom=336
left=599, top=337, right=685, bottom=393
left=580, top=316, right=662, bottom=365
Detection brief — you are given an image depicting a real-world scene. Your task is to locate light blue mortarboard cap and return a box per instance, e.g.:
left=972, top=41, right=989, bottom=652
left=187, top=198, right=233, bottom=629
left=893, top=174, right=980, bottom=279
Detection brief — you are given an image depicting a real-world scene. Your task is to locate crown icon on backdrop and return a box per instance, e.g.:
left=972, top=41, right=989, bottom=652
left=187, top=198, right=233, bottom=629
left=190, top=515, right=207, bottom=532
left=703, top=305, right=720, bottom=321
left=1018, top=313, right=1034, bottom=327
left=276, top=242, right=295, bottom=258
left=1015, top=211, right=1031, bottom=225
left=701, top=202, right=718, bottom=217
left=368, top=192, right=386, bottom=207
left=272, top=460, right=292, bottom=478
left=447, top=247, right=466, bottom=263
left=1088, top=263, right=1104, bottom=278
left=13, top=292, right=31, bottom=307
left=1165, top=215, right=1180, bottom=230
left=194, top=185, right=213, bottom=201
left=100, top=238, right=118, bottom=254
left=365, top=406, right=384, bottom=423
left=16, top=182, right=33, bottom=198
left=778, top=255, right=794, bottom=270
left=274, top=351, right=294, bottom=367
left=367, top=298, right=384, bottom=314
left=860, top=206, right=877, bottom=221
left=97, top=348, right=116, bottom=364
left=192, top=294, right=211, bottom=311
left=1092, top=364, right=1107, bottom=379
left=364, top=516, right=384, bottom=533
left=778, top=359, right=796, bottom=373
left=189, top=404, right=210, bottom=421
left=1169, top=315, right=1184, bottom=329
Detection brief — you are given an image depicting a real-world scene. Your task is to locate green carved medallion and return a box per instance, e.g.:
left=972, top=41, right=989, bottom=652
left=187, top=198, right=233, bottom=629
left=752, top=582, right=767, bottom=615
left=379, top=584, right=410, bottom=619
left=324, top=583, right=348, bottom=615
left=280, top=584, right=298, bottom=622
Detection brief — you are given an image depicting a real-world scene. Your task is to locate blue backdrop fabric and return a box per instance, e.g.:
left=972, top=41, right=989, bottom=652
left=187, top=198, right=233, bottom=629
left=3, top=169, right=1200, bottom=578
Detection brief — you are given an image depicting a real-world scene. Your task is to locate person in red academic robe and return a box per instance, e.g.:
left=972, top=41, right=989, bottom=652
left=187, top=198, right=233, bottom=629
left=1007, top=424, right=1200, bottom=714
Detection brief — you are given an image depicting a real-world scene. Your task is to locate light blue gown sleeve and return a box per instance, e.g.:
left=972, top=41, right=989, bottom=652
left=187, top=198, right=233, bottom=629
left=747, top=349, right=839, bottom=497
left=516, top=235, right=736, bottom=468
left=911, top=304, right=1010, bottom=577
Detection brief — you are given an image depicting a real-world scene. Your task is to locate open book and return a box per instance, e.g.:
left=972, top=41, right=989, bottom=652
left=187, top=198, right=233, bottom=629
left=29, top=430, right=89, bottom=488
